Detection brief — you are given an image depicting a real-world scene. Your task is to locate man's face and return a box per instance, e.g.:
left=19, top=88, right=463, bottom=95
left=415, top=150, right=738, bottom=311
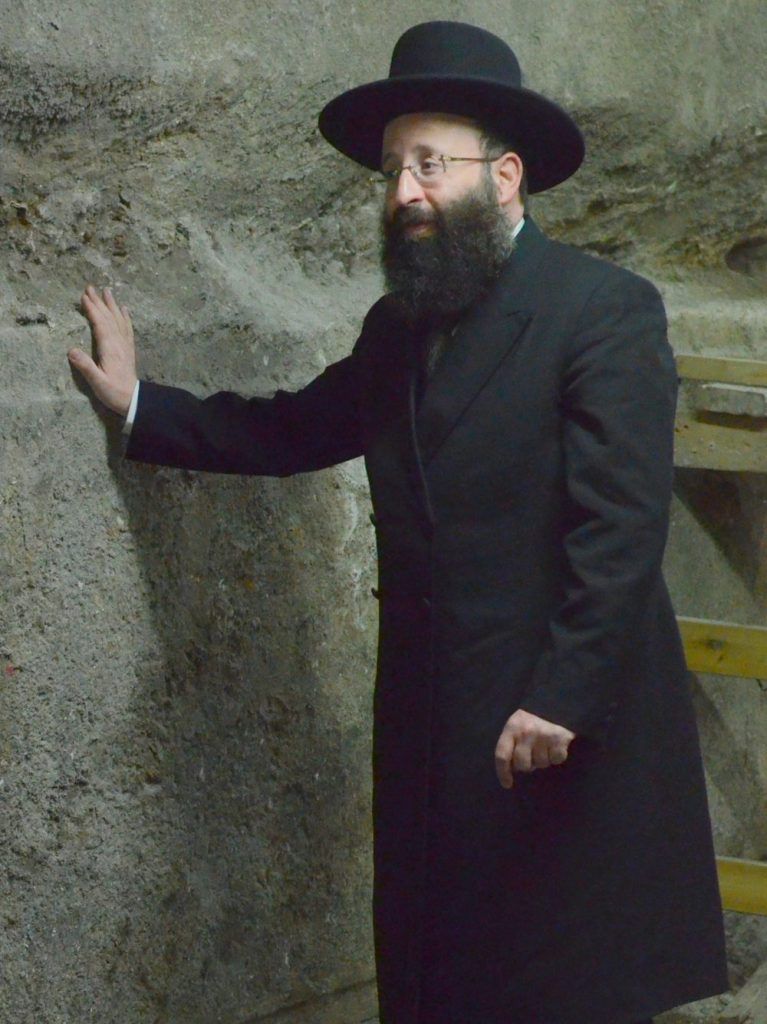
left=380, top=112, right=495, bottom=232
left=379, top=112, right=516, bottom=323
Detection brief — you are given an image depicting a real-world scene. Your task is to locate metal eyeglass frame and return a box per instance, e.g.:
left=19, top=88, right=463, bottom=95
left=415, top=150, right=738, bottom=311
left=374, top=154, right=505, bottom=189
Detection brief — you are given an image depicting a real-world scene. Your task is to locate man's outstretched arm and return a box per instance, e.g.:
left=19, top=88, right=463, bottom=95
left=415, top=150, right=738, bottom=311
left=68, top=286, right=366, bottom=476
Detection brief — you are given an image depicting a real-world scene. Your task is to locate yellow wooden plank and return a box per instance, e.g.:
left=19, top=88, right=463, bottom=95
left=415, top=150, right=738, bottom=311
left=677, top=354, right=767, bottom=387
left=678, top=616, right=767, bottom=677
left=717, top=857, right=767, bottom=916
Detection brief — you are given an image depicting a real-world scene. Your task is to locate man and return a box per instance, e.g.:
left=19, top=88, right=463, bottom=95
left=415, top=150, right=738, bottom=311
left=68, top=21, right=728, bottom=1024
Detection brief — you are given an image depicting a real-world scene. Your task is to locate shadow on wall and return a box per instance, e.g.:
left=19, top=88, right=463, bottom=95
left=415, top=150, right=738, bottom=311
left=675, top=468, right=767, bottom=607
left=674, top=468, right=767, bottom=858
left=97, top=418, right=375, bottom=1023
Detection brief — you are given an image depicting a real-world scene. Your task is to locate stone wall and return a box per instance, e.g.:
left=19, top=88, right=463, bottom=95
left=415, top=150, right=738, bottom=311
left=1, top=2, right=766, bottom=1022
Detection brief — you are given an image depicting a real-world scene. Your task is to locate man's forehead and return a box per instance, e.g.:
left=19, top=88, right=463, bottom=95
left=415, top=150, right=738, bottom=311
left=381, top=112, right=484, bottom=153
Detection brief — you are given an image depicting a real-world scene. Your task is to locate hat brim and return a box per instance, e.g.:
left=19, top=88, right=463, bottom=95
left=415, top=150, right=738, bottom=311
left=318, top=75, right=584, bottom=194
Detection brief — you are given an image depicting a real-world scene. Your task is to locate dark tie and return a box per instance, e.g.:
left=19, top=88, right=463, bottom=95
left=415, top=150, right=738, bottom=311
left=416, top=320, right=459, bottom=405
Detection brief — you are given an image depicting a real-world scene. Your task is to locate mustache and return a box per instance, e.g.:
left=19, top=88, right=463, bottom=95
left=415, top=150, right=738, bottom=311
left=386, top=206, right=439, bottom=232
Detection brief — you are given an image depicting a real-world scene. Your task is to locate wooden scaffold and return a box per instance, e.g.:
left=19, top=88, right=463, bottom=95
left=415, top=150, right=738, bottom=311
left=676, top=353, right=767, bottom=917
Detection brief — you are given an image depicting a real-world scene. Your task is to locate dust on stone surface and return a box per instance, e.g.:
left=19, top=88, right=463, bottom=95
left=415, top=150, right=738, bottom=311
left=1, top=2, right=767, bottom=1022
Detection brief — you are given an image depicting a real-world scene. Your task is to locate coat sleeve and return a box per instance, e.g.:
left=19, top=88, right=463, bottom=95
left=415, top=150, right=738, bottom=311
left=520, top=270, right=678, bottom=741
left=126, top=326, right=371, bottom=477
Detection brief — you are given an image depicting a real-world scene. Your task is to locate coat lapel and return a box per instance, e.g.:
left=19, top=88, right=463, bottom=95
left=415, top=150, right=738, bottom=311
left=360, top=300, right=438, bottom=533
left=413, top=218, right=550, bottom=467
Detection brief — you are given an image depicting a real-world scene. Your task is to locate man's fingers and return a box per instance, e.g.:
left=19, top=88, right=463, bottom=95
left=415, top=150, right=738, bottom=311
left=67, top=345, right=93, bottom=371
left=81, top=284, right=103, bottom=313
left=495, top=709, right=577, bottom=788
left=72, top=284, right=137, bottom=416
left=102, top=286, right=124, bottom=324
left=511, top=738, right=534, bottom=773
left=81, top=286, right=117, bottom=326
left=530, top=736, right=571, bottom=769
left=80, top=290, right=110, bottom=334
left=531, top=743, right=553, bottom=769
left=79, top=286, right=135, bottom=358
left=84, top=288, right=114, bottom=319
left=120, top=306, right=134, bottom=342
left=68, top=346, right=105, bottom=387
left=548, top=744, right=569, bottom=766
left=494, top=736, right=515, bottom=789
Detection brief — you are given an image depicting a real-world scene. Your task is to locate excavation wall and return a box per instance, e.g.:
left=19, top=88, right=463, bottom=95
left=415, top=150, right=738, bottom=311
left=1, top=2, right=766, bottom=1022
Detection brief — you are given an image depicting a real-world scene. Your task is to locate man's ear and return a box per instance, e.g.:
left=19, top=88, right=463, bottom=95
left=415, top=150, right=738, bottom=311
left=495, top=151, right=525, bottom=209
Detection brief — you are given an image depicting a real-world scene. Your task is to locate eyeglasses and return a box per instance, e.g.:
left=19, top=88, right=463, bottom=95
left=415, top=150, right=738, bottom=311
left=372, top=154, right=504, bottom=190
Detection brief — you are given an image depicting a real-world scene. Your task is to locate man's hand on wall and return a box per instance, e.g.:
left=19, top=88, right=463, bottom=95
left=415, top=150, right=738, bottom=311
left=68, top=286, right=137, bottom=417
left=494, top=709, right=575, bottom=789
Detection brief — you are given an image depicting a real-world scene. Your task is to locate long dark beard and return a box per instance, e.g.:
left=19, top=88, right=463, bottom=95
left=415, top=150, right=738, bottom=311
left=380, top=175, right=517, bottom=324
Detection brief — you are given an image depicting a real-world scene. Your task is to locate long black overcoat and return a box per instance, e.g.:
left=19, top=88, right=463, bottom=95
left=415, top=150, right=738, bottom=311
left=127, top=219, right=728, bottom=1024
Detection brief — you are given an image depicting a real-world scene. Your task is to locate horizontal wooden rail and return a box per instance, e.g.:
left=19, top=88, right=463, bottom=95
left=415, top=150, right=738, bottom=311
left=674, top=354, right=767, bottom=470
left=717, top=857, right=767, bottom=916
left=676, top=355, right=767, bottom=388
left=678, top=616, right=767, bottom=678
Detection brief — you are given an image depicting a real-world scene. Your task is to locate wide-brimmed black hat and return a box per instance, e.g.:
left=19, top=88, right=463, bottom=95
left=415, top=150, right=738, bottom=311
left=318, top=21, right=584, bottom=194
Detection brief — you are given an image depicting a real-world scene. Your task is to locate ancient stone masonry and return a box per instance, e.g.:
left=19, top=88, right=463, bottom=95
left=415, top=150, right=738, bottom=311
left=1, top=2, right=766, bottom=1022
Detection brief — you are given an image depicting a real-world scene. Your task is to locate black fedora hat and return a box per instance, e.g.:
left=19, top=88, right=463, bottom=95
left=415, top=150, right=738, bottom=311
left=318, top=21, right=584, bottom=194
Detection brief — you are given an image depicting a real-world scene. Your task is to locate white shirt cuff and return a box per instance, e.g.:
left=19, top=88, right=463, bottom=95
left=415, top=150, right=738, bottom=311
left=122, top=380, right=140, bottom=436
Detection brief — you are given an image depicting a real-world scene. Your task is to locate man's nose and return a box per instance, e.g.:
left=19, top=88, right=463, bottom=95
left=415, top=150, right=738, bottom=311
left=391, top=166, right=426, bottom=206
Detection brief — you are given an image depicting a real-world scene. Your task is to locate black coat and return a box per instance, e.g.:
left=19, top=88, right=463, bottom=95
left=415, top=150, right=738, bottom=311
left=127, top=220, right=728, bottom=1024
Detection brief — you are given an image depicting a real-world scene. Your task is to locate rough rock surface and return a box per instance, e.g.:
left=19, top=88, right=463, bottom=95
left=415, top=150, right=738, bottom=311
left=1, top=2, right=766, bottom=1022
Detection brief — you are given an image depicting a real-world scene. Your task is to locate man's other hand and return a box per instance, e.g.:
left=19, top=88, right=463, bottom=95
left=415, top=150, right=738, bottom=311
left=494, top=708, right=575, bottom=789
left=68, top=286, right=137, bottom=417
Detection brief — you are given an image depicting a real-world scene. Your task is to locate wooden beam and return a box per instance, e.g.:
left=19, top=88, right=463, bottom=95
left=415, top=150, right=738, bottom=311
left=677, top=355, right=767, bottom=388
left=678, top=616, right=767, bottom=678
left=717, top=857, right=767, bottom=916
left=674, top=356, right=767, bottom=470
